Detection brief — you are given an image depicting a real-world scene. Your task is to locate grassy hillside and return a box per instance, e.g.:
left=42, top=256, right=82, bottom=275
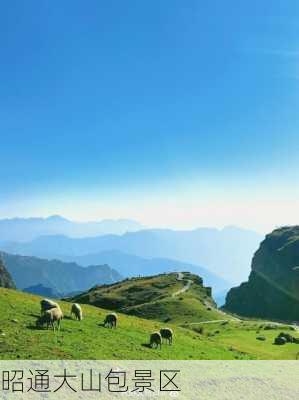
left=0, top=288, right=249, bottom=360
left=1, top=288, right=299, bottom=360
left=185, top=320, right=299, bottom=360
left=70, top=272, right=226, bottom=324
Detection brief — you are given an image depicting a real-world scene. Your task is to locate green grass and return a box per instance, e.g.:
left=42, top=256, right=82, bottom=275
left=2, top=288, right=299, bottom=360
left=185, top=320, right=299, bottom=360
left=0, top=288, right=250, bottom=360
left=71, top=272, right=226, bottom=324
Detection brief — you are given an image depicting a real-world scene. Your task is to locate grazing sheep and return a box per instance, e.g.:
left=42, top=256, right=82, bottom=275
left=36, top=307, right=63, bottom=331
left=71, top=303, right=83, bottom=321
left=40, top=299, right=60, bottom=315
left=104, top=313, right=117, bottom=328
left=160, top=328, right=173, bottom=345
left=150, top=332, right=162, bottom=349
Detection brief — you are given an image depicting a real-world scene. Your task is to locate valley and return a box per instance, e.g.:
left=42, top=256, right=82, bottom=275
left=1, top=221, right=299, bottom=360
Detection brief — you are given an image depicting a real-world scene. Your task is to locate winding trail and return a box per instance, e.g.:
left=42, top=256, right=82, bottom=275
left=172, top=272, right=240, bottom=323
left=172, top=272, right=193, bottom=297
left=171, top=272, right=298, bottom=329
left=189, top=319, right=234, bottom=325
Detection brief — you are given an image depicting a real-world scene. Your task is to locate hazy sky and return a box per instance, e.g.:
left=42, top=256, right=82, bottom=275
left=1, top=1, right=299, bottom=233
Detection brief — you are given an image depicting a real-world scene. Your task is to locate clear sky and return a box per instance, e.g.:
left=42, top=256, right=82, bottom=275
left=1, top=1, right=299, bottom=232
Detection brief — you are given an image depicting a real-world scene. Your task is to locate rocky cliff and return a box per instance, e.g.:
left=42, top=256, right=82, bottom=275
left=224, top=226, right=299, bottom=321
left=0, top=257, right=15, bottom=289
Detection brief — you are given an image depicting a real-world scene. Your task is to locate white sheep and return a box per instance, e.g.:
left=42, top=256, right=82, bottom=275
left=36, top=307, right=63, bottom=331
left=71, top=303, right=83, bottom=321
left=40, top=299, right=60, bottom=315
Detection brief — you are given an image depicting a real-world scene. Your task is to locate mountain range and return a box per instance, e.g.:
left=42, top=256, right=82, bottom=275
left=61, top=250, right=230, bottom=296
left=0, top=252, right=122, bottom=297
left=1, top=225, right=263, bottom=284
left=0, top=215, right=144, bottom=241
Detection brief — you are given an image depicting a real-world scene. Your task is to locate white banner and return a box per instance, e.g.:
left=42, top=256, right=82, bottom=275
left=0, top=361, right=298, bottom=399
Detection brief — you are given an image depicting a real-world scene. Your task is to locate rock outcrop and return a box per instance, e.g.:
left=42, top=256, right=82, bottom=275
left=224, top=226, right=299, bottom=321
left=0, top=257, right=15, bottom=289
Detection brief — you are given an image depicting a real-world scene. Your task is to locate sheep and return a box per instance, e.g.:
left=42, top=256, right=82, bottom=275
left=40, top=299, right=60, bottom=315
left=36, top=307, right=63, bottom=331
left=150, top=332, right=162, bottom=349
left=104, top=313, right=117, bottom=328
left=71, top=303, right=83, bottom=321
left=160, top=328, right=174, bottom=345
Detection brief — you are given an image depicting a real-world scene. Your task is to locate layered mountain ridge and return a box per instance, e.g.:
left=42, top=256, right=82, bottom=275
left=1, top=225, right=263, bottom=284
left=0, top=252, right=122, bottom=296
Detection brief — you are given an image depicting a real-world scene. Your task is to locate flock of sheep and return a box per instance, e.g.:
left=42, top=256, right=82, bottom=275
left=36, top=298, right=174, bottom=349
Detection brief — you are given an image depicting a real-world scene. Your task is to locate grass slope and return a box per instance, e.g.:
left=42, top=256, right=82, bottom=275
left=71, top=272, right=225, bottom=324
left=1, top=288, right=299, bottom=360
left=0, top=288, right=249, bottom=360
left=185, top=320, right=299, bottom=360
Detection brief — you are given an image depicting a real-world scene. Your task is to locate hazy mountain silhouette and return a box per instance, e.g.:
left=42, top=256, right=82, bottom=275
left=0, top=252, right=122, bottom=296
left=60, top=250, right=231, bottom=295
left=1, top=226, right=263, bottom=284
left=0, top=215, right=144, bottom=241
left=23, top=283, right=62, bottom=298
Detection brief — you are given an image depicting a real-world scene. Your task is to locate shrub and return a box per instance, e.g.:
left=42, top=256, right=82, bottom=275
left=256, top=336, right=266, bottom=341
left=278, top=332, right=293, bottom=343
left=274, top=336, right=286, bottom=345
left=194, top=326, right=204, bottom=335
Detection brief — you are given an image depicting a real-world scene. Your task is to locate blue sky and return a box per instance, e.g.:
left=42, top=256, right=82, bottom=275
left=1, top=1, right=299, bottom=231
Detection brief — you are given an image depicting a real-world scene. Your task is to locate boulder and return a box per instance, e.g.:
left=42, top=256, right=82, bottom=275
left=278, top=332, right=293, bottom=343
left=274, top=336, right=287, bottom=345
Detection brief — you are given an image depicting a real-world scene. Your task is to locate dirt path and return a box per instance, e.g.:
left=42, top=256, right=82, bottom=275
left=188, top=319, right=230, bottom=325
left=189, top=319, right=233, bottom=325
left=172, top=272, right=241, bottom=322
left=172, top=273, right=298, bottom=329
left=172, top=272, right=193, bottom=297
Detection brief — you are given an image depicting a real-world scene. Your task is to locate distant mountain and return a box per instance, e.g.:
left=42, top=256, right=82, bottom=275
left=0, top=252, right=122, bottom=296
left=61, top=250, right=231, bottom=296
left=0, top=215, right=144, bottom=241
left=23, top=284, right=61, bottom=298
left=224, top=226, right=299, bottom=321
left=0, top=257, right=15, bottom=289
left=1, top=226, right=263, bottom=284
